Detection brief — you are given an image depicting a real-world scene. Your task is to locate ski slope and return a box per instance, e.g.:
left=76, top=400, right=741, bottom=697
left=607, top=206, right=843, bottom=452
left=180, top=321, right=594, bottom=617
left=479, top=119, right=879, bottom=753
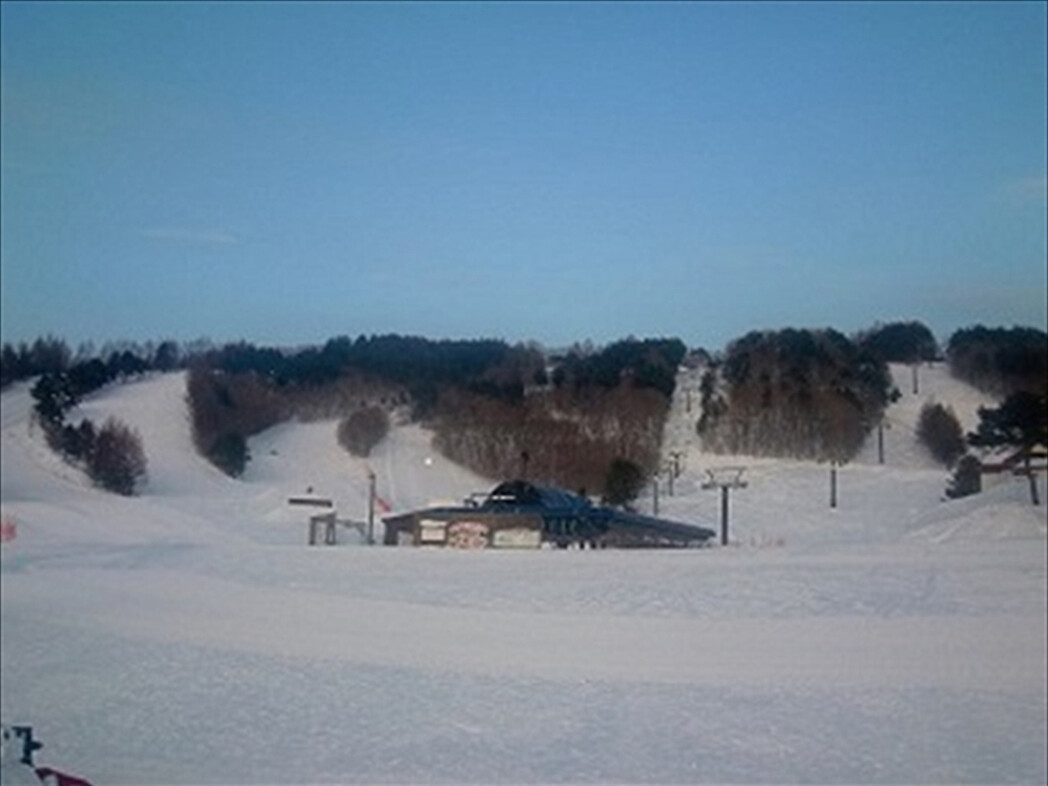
left=1, top=369, right=1045, bottom=784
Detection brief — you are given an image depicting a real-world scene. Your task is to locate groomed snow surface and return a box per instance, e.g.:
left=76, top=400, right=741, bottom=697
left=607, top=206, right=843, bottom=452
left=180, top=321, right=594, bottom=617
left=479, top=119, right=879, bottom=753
left=1, top=364, right=1045, bottom=784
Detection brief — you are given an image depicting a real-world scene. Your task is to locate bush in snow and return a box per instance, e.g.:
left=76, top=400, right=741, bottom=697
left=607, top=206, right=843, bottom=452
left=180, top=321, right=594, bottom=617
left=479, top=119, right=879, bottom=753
left=917, top=402, right=966, bottom=468
left=207, top=432, right=249, bottom=478
left=60, top=419, right=97, bottom=463
left=30, top=373, right=79, bottom=428
left=186, top=366, right=283, bottom=476
left=945, top=454, right=982, bottom=500
left=602, top=458, right=645, bottom=508
left=337, top=407, right=390, bottom=458
left=86, top=417, right=147, bottom=496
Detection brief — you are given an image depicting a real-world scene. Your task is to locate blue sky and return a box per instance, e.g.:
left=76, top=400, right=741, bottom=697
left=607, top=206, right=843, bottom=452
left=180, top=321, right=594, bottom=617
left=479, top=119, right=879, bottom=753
left=2, top=1, right=1045, bottom=351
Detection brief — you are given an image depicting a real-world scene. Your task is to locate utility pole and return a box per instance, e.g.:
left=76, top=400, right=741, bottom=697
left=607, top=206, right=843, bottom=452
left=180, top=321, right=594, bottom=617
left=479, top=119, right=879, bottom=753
left=669, top=450, right=684, bottom=479
left=1019, top=454, right=1041, bottom=506
left=366, top=470, right=376, bottom=545
left=877, top=421, right=885, bottom=465
left=912, top=363, right=919, bottom=395
left=719, top=486, right=730, bottom=544
left=652, top=475, right=660, bottom=516
left=830, top=461, right=839, bottom=509
left=702, top=467, right=748, bottom=546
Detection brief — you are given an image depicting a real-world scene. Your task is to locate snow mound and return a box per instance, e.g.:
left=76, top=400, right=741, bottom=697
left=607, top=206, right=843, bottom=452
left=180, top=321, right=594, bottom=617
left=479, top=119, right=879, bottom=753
left=906, top=477, right=1047, bottom=544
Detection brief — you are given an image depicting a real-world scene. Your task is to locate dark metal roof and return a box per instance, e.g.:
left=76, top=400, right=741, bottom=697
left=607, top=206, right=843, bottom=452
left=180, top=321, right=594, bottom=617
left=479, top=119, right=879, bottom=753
left=481, top=480, right=591, bottom=513
left=605, top=510, right=716, bottom=543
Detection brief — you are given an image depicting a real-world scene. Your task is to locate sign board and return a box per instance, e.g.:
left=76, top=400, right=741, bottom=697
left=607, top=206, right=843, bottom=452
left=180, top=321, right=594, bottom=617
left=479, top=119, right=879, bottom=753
left=493, top=527, right=541, bottom=549
left=419, top=519, right=447, bottom=544
left=447, top=521, right=490, bottom=549
left=287, top=496, right=334, bottom=508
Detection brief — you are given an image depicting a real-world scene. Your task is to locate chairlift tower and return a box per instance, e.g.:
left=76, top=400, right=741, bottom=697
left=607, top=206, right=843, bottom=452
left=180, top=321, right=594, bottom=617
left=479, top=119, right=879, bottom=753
left=667, top=450, right=685, bottom=495
left=701, top=466, right=748, bottom=546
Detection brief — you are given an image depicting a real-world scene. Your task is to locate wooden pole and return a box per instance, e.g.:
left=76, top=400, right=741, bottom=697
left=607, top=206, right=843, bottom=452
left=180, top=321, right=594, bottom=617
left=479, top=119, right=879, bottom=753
left=721, top=486, right=730, bottom=546
left=1025, top=454, right=1041, bottom=506
left=877, top=422, right=885, bottom=465
left=830, top=462, right=838, bottom=509
left=367, top=471, right=376, bottom=545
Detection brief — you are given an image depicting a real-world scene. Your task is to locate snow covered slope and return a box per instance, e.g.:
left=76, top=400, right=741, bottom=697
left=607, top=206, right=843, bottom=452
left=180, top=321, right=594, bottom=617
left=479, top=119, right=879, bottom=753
left=855, top=362, right=1001, bottom=469
left=2, top=370, right=1045, bottom=784
left=664, top=361, right=1000, bottom=474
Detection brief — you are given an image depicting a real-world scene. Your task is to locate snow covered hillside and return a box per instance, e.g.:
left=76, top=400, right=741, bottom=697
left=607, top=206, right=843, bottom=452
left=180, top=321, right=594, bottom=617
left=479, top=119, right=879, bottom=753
left=2, top=369, right=1045, bottom=784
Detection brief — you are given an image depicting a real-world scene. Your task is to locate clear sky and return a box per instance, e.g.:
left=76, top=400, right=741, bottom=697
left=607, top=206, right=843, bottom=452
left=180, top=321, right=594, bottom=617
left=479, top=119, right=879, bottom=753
left=2, top=1, right=1045, bottom=352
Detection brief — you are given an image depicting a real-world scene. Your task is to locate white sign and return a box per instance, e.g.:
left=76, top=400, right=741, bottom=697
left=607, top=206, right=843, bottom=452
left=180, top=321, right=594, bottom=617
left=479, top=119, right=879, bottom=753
left=447, top=521, right=490, bottom=549
left=419, top=519, right=447, bottom=543
left=493, top=528, right=542, bottom=549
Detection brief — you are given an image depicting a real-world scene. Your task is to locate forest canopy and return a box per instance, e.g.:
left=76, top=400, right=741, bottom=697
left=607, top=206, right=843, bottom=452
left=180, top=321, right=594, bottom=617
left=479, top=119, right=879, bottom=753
left=945, top=326, right=1047, bottom=397
left=10, top=322, right=1045, bottom=491
left=698, top=328, right=893, bottom=461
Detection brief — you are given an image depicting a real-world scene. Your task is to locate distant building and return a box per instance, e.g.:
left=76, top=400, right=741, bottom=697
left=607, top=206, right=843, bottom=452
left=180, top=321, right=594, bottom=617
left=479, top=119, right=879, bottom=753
left=383, top=479, right=716, bottom=549
left=979, top=445, right=1048, bottom=489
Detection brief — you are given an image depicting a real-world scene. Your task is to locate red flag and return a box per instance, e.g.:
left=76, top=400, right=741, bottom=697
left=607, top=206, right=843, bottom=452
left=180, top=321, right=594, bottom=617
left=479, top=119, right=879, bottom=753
left=36, top=767, right=94, bottom=786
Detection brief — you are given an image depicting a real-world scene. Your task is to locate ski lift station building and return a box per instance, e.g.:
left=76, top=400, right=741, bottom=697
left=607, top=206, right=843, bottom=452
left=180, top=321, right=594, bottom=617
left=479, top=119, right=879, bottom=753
left=382, top=479, right=716, bottom=549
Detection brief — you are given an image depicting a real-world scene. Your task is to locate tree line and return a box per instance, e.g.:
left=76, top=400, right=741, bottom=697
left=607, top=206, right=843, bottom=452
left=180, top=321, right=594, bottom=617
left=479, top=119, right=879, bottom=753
left=945, top=326, right=1047, bottom=397
left=184, top=334, right=685, bottom=497
left=696, top=321, right=1045, bottom=463
left=1, top=336, right=190, bottom=389
left=698, top=327, right=894, bottom=461
left=15, top=336, right=206, bottom=494
left=29, top=371, right=148, bottom=496
left=11, top=322, right=1043, bottom=501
